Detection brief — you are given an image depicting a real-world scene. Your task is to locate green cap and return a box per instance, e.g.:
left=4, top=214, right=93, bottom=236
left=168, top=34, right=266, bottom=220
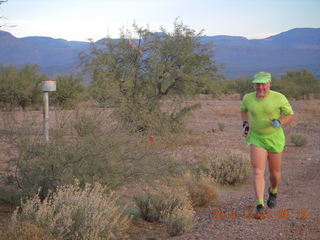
left=252, top=72, right=272, bottom=83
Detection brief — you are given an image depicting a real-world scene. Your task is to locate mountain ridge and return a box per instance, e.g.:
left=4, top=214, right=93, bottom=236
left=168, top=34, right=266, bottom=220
left=1, top=28, right=319, bottom=79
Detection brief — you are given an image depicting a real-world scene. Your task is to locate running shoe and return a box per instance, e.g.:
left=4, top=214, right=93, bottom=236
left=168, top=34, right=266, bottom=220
left=254, top=204, right=268, bottom=220
left=267, top=189, right=277, bottom=208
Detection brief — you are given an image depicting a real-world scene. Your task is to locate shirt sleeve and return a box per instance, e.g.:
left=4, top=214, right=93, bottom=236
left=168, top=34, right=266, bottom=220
left=240, top=94, right=248, bottom=111
left=280, top=96, right=294, bottom=116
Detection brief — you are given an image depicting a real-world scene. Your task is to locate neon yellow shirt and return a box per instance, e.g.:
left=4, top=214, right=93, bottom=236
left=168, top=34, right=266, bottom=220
left=240, top=90, right=294, bottom=135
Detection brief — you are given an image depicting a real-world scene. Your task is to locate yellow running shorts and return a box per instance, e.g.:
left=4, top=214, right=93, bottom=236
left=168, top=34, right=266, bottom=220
left=246, top=128, right=285, bottom=153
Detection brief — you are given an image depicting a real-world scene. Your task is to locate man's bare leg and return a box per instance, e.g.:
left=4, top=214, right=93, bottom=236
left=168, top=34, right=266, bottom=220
left=250, top=145, right=268, bottom=203
left=268, top=152, right=282, bottom=190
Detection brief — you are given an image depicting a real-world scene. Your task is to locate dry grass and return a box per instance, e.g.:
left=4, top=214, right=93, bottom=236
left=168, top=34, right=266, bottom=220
left=173, top=172, right=218, bottom=208
left=213, top=105, right=239, bottom=118
left=1, top=222, right=57, bottom=240
left=9, top=181, right=131, bottom=240
left=134, top=184, right=195, bottom=237
left=291, top=100, right=320, bottom=126
left=198, top=151, right=251, bottom=185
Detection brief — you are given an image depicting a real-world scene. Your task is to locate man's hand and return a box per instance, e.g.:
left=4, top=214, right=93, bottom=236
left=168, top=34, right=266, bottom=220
left=271, top=119, right=281, bottom=128
left=242, top=121, right=250, bottom=138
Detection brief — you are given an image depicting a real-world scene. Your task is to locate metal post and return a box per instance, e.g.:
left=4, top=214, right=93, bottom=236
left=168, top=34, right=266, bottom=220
left=43, top=91, right=49, bottom=143
left=41, top=80, right=56, bottom=144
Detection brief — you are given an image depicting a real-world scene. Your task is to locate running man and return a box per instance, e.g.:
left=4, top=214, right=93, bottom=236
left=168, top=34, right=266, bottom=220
left=240, top=72, right=294, bottom=219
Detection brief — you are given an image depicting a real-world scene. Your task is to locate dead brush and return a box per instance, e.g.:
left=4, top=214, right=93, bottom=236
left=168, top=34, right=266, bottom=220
left=173, top=172, right=218, bottom=208
left=1, top=221, right=56, bottom=240
left=134, top=185, right=195, bottom=236
left=198, top=151, right=251, bottom=185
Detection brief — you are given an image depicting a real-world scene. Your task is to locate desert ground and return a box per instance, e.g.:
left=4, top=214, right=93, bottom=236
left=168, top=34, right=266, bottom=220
left=0, top=96, right=319, bottom=239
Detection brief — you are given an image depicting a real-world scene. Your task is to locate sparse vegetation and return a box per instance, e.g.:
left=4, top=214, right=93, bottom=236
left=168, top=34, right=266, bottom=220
left=0, top=109, right=177, bottom=203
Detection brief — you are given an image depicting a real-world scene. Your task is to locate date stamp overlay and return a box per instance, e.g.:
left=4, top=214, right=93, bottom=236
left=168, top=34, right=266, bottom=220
left=210, top=208, right=309, bottom=220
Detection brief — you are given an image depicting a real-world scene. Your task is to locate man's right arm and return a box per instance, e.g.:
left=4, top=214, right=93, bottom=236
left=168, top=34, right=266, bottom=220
left=241, top=111, right=249, bottom=122
left=241, top=111, right=250, bottom=138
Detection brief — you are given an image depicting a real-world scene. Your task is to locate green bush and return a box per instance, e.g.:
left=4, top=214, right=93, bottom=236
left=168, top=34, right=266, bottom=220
left=291, top=134, right=308, bottom=147
left=115, top=100, right=200, bottom=135
left=82, top=20, right=222, bottom=134
left=9, top=181, right=131, bottom=240
left=199, top=152, right=251, bottom=185
left=1, top=124, right=177, bottom=203
left=50, top=74, right=86, bottom=109
left=0, top=64, right=45, bottom=110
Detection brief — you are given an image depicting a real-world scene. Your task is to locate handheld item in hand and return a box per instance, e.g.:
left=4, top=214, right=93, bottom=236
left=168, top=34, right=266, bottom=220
left=272, top=119, right=281, bottom=128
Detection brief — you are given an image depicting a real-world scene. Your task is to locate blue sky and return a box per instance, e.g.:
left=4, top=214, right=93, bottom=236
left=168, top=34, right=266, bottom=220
left=1, top=0, right=319, bottom=41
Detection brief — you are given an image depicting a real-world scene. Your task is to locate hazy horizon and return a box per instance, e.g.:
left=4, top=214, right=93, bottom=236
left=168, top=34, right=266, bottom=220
left=1, top=0, right=319, bottom=42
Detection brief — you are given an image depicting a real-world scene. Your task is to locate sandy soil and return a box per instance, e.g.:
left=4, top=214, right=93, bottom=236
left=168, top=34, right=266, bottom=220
left=0, top=98, right=319, bottom=239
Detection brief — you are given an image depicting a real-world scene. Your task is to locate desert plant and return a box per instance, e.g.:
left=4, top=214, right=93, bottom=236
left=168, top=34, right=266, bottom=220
left=0, top=64, right=46, bottom=110
left=290, top=134, right=308, bottom=147
left=134, top=186, right=194, bottom=236
left=72, top=107, right=104, bottom=137
left=9, top=181, right=131, bottom=240
left=1, top=124, right=178, bottom=203
left=81, top=19, right=222, bottom=134
left=161, top=205, right=195, bottom=237
left=217, top=122, right=225, bottom=132
left=174, top=172, right=218, bottom=207
left=199, top=152, right=251, bottom=185
left=1, top=221, right=56, bottom=240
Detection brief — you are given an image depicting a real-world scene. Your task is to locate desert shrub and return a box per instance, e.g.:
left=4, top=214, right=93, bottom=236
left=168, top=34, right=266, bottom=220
left=275, top=69, right=320, bottom=99
left=72, top=107, right=104, bottom=137
left=291, top=134, right=308, bottom=147
left=174, top=172, right=218, bottom=207
left=1, top=221, right=56, bottom=240
left=134, top=186, right=194, bottom=236
left=9, top=181, right=131, bottom=240
left=217, top=122, right=225, bottom=131
left=1, top=127, right=177, bottom=203
left=161, top=205, right=195, bottom=237
left=82, top=20, right=222, bottom=135
left=199, top=152, right=251, bottom=185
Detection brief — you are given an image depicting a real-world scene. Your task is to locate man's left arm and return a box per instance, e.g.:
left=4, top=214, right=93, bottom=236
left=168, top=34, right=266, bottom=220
left=279, top=114, right=294, bottom=125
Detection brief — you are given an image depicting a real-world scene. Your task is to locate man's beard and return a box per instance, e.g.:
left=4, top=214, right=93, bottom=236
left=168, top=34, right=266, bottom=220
left=256, top=88, right=270, bottom=98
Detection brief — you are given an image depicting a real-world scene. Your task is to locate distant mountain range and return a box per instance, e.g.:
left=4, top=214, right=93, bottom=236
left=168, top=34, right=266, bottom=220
left=1, top=28, right=320, bottom=79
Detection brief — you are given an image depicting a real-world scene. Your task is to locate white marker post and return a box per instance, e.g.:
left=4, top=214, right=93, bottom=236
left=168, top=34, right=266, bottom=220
left=41, top=80, right=56, bottom=144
